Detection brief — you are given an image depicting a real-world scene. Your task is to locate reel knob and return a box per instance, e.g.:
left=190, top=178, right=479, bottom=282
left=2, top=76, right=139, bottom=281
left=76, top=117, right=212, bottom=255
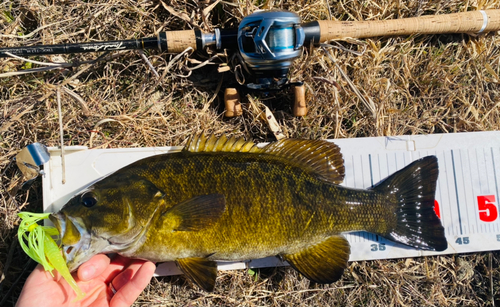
left=224, top=88, right=242, bottom=117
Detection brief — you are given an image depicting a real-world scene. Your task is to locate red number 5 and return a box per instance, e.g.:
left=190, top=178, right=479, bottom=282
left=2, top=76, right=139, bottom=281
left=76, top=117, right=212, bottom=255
left=477, top=195, right=498, bottom=222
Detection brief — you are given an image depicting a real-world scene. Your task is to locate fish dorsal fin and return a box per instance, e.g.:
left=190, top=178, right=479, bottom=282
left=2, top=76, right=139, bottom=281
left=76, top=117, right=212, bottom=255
left=261, top=139, right=345, bottom=184
left=184, top=133, right=259, bottom=153
left=282, top=235, right=350, bottom=284
left=185, top=134, right=344, bottom=184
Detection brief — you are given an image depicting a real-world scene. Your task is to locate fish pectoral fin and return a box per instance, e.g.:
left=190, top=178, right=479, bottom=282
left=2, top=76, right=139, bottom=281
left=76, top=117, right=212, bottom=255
left=162, top=194, right=226, bottom=231
left=176, top=257, right=217, bottom=292
left=282, top=235, right=350, bottom=284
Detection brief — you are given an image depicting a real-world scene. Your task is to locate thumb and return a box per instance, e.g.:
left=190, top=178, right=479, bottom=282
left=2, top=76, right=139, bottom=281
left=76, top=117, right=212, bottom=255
left=78, top=254, right=111, bottom=281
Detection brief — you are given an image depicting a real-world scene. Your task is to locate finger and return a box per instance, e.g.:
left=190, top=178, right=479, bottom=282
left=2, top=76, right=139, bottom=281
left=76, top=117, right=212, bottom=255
left=110, top=261, right=156, bottom=307
left=101, top=254, right=137, bottom=284
left=111, top=260, right=149, bottom=291
left=77, top=254, right=111, bottom=281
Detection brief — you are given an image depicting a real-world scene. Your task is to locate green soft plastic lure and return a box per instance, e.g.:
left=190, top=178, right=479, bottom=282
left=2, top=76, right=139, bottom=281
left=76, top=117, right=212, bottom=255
left=18, top=212, right=85, bottom=301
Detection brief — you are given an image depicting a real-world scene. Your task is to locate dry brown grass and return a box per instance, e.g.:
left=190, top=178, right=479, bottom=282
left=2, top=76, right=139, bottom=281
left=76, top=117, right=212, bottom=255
left=1, top=0, right=500, bottom=306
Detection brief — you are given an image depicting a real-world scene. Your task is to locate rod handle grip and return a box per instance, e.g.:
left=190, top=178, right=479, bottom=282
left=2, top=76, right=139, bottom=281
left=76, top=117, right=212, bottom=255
left=318, top=9, right=500, bottom=41
left=164, top=30, right=198, bottom=53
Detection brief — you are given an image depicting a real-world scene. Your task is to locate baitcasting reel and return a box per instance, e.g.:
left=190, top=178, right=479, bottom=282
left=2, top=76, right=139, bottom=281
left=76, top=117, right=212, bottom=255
left=204, top=10, right=310, bottom=117
left=236, top=10, right=304, bottom=91
left=225, top=10, right=309, bottom=117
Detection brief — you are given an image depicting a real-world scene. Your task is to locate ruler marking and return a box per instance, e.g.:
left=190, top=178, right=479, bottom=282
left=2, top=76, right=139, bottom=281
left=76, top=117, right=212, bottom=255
left=352, top=155, right=356, bottom=188
left=377, top=154, right=381, bottom=183
left=491, top=147, right=499, bottom=208
left=361, top=155, right=366, bottom=188
left=451, top=150, right=463, bottom=235
left=467, top=149, right=476, bottom=234
left=475, top=148, right=483, bottom=230
left=359, top=155, right=363, bottom=188
left=443, top=152, right=456, bottom=235
left=477, top=148, right=483, bottom=192
left=491, top=147, right=500, bottom=233
left=460, top=150, right=471, bottom=234
left=369, top=154, right=374, bottom=187
left=482, top=148, right=491, bottom=234
left=461, top=149, right=471, bottom=234
left=485, top=146, right=489, bottom=233
left=470, top=149, right=479, bottom=232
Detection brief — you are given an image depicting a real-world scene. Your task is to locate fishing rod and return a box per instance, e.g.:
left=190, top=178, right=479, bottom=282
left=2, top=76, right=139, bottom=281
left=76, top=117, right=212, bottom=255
left=2, top=9, right=500, bottom=116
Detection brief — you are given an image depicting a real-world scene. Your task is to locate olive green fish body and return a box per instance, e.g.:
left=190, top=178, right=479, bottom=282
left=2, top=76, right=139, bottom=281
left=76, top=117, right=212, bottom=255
left=123, top=152, right=392, bottom=261
left=50, top=134, right=447, bottom=291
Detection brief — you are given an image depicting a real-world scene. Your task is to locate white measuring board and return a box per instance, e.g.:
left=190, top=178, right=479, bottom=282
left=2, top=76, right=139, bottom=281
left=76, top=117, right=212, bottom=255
left=42, top=131, right=500, bottom=276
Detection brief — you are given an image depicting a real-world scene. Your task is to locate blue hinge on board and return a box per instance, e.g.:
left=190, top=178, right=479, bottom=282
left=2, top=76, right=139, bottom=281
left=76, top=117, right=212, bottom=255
left=15, top=143, right=50, bottom=189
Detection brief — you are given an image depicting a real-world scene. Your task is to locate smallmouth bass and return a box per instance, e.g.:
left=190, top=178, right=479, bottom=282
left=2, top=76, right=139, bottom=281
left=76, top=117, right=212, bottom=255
left=50, top=134, right=447, bottom=291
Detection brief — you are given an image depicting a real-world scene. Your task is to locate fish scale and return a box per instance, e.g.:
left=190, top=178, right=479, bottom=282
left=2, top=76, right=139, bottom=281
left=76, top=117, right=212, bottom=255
left=49, top=134, right=447, bottom=291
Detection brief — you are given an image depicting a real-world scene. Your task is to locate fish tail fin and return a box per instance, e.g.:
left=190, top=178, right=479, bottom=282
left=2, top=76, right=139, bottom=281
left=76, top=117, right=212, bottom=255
left=372, top=156, right=447, bottom=251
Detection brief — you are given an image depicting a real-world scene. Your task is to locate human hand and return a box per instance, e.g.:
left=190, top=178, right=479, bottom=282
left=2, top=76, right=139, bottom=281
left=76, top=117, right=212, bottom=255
left=16, top=254, right=156, bottom=307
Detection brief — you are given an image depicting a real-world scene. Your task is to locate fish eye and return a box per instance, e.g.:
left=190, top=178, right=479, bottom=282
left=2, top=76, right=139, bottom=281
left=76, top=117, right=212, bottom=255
left=80, top=192, right=98, bottom=208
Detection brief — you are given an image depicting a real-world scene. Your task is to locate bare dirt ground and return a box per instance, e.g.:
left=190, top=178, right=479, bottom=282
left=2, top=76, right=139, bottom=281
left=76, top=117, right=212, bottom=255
left=1, top=0, right=500, bottom=306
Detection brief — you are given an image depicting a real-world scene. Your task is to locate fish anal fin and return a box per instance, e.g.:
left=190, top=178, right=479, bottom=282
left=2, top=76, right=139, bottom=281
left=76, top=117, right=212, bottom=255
left=162, top=194, right=226, bottom=231
left=262, top=139, right=345, bottom=184
left=176, top=257, right=217, bottom=292
left=283, top=235, right=350, bottom=284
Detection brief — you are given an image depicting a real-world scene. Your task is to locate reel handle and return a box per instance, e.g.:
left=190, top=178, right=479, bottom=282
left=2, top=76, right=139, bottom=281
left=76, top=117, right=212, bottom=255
left=314, top=9, right=500, bottom=41
left=293, top=84, right=307, bottom=117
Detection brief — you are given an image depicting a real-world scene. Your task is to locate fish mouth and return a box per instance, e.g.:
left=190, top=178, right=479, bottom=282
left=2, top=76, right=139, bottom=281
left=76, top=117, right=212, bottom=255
left=49, top=212, right=92, bottom=272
